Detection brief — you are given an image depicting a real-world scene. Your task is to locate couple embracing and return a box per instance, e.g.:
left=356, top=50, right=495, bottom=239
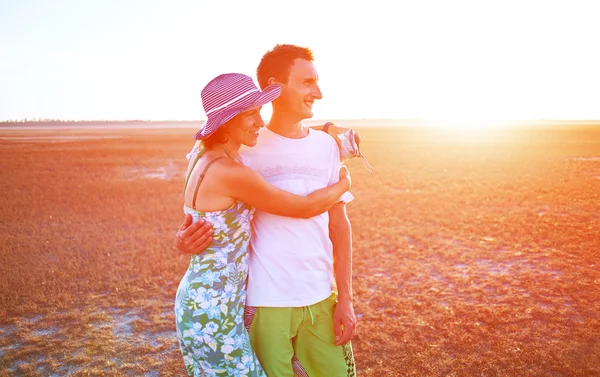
left=174, top=44, right=362, bottom=377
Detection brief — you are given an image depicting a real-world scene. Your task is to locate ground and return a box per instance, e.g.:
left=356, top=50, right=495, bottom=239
left=0, top=124, right=599, bottom=376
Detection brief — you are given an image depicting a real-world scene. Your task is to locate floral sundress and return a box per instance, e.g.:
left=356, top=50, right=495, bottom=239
left=175, top=200, right=266, bottom=377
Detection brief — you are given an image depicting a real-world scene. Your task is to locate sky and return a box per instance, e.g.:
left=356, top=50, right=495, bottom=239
left=1, top=0, right=599, bottom=124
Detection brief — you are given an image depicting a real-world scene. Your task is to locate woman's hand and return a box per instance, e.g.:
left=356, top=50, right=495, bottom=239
left=324, top=123, right=362, bottom=152
left=338, top=165, right=352, bottom=190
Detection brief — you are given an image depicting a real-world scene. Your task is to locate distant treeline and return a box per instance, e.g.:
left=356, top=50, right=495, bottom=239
left=0, top=119, right=205, bottom=127
left=2, top=119, right=600, bottom=128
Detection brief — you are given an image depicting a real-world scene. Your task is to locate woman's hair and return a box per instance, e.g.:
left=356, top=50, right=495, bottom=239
left=256, top=44, right=314, bottom=90
left=202, top=125, right=229, bottom=149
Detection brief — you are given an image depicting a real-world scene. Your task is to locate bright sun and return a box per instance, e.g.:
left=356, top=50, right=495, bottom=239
left=420, top=116, right=517, bottom=143
left=426, top=116, right=516, bottom=130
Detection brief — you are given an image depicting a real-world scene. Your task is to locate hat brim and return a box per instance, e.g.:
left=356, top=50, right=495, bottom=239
left=194, top=84, right=281, bottom=140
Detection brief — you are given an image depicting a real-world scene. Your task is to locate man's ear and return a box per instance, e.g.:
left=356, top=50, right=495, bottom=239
left=268, top=77, right=278, bottom=86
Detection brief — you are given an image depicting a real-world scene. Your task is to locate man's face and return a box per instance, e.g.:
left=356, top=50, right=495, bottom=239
left=277, top=58, right=323, bottom=120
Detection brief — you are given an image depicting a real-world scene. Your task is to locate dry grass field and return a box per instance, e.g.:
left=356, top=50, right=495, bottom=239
left=1, top=124, right=599, bottom=376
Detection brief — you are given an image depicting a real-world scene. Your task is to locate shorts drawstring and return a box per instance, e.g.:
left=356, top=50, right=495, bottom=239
left=305, top=306, right=315, bottom=325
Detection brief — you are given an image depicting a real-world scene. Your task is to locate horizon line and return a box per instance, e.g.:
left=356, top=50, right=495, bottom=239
left=2, top=118, right=600, bottom=124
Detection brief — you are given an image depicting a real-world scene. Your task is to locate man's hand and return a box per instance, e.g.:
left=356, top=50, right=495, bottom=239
left=333, top=298, right=357, bottom=346
left=175, top=214, right=214, bottom=254
left=324, top=123, right=363, bottom=152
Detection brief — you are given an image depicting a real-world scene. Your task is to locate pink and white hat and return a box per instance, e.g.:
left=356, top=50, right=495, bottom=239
left=194, top=73, right=281, bottom=140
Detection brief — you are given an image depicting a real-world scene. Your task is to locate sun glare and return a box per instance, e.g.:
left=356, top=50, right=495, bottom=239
left=427, top=117, right=515, bottom=130
left=420, top=116, right=516, bottom=143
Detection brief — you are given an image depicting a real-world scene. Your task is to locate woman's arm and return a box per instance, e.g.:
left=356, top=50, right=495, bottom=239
left=219, top=161, right=351, bottom=219
left=310, top=122, right=362, bottom=152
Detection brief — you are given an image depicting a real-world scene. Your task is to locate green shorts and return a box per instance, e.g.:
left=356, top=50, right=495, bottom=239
left=244, top=294, right=356, bottom=377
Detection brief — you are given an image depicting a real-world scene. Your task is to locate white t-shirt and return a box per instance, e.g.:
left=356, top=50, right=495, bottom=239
left=240, top=127, right=353, bottom=307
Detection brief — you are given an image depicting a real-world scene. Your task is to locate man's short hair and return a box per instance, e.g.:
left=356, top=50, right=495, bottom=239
left=256, top=44, right=314, bottom=90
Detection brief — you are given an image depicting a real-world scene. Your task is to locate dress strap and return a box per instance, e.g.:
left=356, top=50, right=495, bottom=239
left=191, top=156, right=226, bottom=210
left=183, top=147, right=202, bottom=200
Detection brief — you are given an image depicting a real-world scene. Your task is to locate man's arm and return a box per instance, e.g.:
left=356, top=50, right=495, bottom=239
left=328, top=202, right=356, bottom=346
left=175, top=214, right=214, bottom=254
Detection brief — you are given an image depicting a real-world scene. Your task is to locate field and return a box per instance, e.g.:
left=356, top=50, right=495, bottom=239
left=1, top=124, right=599, bottom=376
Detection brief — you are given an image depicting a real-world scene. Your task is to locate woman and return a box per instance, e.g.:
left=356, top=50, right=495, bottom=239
left=175, top=73, right=350, bottom=377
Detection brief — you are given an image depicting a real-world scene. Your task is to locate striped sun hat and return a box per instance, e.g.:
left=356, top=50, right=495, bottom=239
left=194, top=73, right=281, bottom=140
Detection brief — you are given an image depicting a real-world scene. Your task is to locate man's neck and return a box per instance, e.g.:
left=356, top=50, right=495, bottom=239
left=267, top=110, right=309, bottom=139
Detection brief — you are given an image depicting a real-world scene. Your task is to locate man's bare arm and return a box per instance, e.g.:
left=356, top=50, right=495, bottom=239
left=175, top=214, right=214, bottom=254
left=328, top=202, right=356, bottom=346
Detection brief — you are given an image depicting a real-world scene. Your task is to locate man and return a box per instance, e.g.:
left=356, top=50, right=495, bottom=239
left=177, top=44, right=357, bottom=377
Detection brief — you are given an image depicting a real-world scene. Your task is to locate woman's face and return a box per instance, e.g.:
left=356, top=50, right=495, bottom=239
left=224, top=106, right=265, bottom=147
